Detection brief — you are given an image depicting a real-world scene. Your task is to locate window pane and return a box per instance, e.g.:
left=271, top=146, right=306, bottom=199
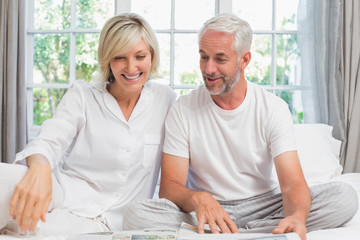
left=76, top=0, right=114, bottom=29
left=276, top=0, right=299, bottom=30
left=275, top=90, right=304, bottom=123
left=174, top=34, right=202, bottom=86
left=33, top=88, right=68, bottom=126
left=156, top=33, right=171, bottom=85
left=132, top=0, right=171, bottom=29
left=233, top=0, right=272, bottom=30
left=174, top=88, right=197, bottom=97
left=34, top=0, right=71, bottom=30
left=33, top=34, right=70, bottom=84
left=276, top=34, right=301, bottom=86
left=76, top=34, right=99, bottom=82
left=175, top=0, right=215, bottom=30
left=247, top=34, right=271, bottom=85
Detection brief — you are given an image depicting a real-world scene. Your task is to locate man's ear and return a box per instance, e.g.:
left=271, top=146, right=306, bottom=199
left=240, top=51, right=251, bottom=70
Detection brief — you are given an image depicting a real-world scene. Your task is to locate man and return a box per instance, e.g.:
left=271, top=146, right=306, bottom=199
left=123, top=14, right=357, bottom=240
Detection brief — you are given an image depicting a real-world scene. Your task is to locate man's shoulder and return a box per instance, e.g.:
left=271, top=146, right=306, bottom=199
left=168, top=85, right=207, bottom=117
left=249, top=81, right=287, bottom=106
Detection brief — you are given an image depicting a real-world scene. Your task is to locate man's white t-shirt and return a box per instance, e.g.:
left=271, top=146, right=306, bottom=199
left=163, top=81, right=297, bottom=201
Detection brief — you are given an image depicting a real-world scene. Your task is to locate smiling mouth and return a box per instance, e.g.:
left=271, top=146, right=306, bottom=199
left=206, top=76, right=223, bottom=82
left=208, top=77, right=219, bottom=81
left=123, top=73, right=142, bottom=80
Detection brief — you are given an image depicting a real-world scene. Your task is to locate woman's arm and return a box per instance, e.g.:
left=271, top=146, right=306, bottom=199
left=9, top=154, right=52, bottom=234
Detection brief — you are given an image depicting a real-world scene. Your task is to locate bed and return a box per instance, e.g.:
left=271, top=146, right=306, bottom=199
left=1, top=124, right=359, bottom=239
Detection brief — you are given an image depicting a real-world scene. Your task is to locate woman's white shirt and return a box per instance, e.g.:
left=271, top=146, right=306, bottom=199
left=15, top=80, right=176, bottom=228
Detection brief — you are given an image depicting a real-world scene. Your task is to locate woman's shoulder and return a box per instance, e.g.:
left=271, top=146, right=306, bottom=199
left=69, top=80, right=92, bottom=92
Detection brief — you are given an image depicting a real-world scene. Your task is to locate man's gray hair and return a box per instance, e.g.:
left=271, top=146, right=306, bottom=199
left=198, top=14, right=253, bottom=57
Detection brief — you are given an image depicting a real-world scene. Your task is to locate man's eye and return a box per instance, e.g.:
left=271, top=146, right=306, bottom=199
left=200, top=56, right=209, bottom=60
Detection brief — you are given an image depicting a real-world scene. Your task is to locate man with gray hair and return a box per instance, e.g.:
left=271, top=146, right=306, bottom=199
left=123, top=14, right=357, bottom=240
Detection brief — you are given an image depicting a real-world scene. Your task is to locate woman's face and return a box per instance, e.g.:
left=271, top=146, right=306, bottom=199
left=109, top=38, right=152, bottom=94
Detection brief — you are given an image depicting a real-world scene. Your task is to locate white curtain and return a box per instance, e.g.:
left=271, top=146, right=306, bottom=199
left=297, top=0, right=360, bottom=172
left=0, top=0, right=27, bottom=163
left=341, top=0, right=360, bottom=172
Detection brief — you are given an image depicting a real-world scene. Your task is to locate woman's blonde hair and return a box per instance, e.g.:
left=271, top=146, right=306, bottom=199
left=98, top=13, right=160, bottom=82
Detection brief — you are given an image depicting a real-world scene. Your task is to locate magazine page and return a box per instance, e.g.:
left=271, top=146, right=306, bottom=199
left=67, top=223, right=300, bottom=240
left=112, top=229, right=177, bottom=240
left=68, top=229, right=177, bottom=240
left=177, top=222, right=301, bottom=240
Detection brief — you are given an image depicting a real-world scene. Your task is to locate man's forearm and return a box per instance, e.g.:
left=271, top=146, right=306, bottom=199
left=282, top=183, right=311, bottom=223
left=159, top=180, right=200, bottom=213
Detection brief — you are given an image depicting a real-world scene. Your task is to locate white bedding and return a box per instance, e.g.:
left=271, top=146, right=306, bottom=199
left=1, top=124, right=359, bottom=239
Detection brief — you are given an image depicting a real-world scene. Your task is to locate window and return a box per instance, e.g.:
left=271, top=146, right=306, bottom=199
left=26, top=0, right=302, bottom=138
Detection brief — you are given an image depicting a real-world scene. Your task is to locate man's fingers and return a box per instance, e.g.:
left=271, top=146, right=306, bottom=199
left=273, top=220, right=289, bottom=234
left=197, top=216, right=206, bottom=234
left=225, top=217, right=239, bottom=233
left=217, top=220, right=231, bottom=233
left=208, top=220, right=219, bottom=234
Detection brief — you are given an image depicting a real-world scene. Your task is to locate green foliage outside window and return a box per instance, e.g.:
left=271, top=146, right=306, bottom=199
left=32, top=1, right=303, bottom=125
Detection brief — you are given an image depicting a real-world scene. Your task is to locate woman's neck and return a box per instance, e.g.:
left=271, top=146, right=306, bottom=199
left=107, top=82, right=142, bottom=121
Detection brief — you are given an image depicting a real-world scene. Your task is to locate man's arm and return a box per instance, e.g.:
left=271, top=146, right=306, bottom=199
left=159, top=153, right=239, bottom=234
left=273, top=151, right=311, bottom=240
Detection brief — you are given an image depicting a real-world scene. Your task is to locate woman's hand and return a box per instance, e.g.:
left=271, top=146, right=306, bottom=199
left=9, top=154, right=52, bottom=234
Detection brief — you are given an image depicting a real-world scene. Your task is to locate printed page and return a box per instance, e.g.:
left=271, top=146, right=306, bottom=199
left=68, top=229, right=177, bottom=240
left=177, top=222, right=301, bottom=240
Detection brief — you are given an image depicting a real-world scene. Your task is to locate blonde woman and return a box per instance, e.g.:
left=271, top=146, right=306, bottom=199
left=0, top=13, right=176, bottom=236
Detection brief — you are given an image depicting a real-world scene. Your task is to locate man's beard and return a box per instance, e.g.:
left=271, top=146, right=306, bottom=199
left=203, top=66, right=242, bottom=95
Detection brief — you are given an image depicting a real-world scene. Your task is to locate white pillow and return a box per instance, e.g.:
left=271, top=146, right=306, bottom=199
left=294, top=124, right=343, bottom=184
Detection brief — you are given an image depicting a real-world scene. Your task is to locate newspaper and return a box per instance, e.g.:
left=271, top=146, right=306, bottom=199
left=68, top=229, right=177, bottom=240
left=177, top=222, right=301, bottom=240
left=67, top=222, right=300, bottom=240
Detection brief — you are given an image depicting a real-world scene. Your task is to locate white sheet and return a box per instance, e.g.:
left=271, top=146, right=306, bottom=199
left=1, top=173, right=359, bottom=240
left=307, top=173, right=360, bottom=240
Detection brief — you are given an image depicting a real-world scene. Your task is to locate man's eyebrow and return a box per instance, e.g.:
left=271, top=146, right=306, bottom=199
left=215, top=53, right=226, bottom=57
left=199, top=50, right=226, bottom=57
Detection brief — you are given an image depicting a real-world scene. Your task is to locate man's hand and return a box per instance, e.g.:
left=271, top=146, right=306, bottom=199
left=194, top=192, right=239, bottom=234
left=272, top=216, right=307, bottom=240
left=9, top=154, right=52, bottom=234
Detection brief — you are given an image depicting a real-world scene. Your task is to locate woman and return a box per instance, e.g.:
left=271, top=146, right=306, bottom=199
left=0, top=13, right=176, bottom=236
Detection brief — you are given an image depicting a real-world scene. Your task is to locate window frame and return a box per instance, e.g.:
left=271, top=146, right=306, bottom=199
left=26, top=0, right=306, bottom=138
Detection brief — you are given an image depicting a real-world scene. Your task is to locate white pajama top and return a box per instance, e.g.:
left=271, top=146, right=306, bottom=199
left=15, top=80, right=176, bottom=229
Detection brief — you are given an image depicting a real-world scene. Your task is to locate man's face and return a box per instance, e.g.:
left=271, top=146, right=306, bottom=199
left=199, top=30, right=241, bottom=95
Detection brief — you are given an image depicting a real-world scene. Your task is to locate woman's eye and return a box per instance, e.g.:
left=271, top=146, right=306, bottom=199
left=136, top=55, right=146, bottom=59
left=114, top=57, right=125, bottom=60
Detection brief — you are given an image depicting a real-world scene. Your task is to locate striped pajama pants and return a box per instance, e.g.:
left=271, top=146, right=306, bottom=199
left=123, top=181, right=358, bottom=233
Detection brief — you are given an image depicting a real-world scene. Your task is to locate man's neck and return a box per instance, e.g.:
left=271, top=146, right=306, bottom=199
left=210, top=78, right=247, bottom=110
